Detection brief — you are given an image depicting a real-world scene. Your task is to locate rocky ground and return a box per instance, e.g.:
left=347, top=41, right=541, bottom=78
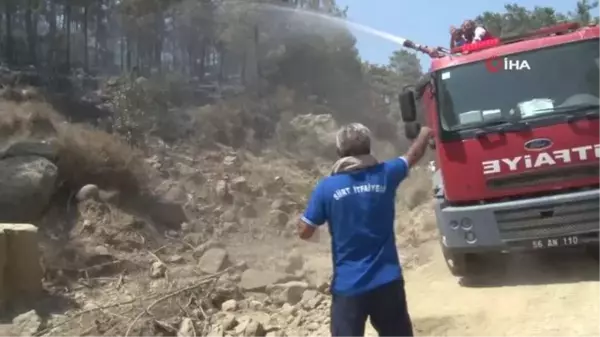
left=0, top=94, right=597, bottom=337
left=0, top=97, right=434, bottom=337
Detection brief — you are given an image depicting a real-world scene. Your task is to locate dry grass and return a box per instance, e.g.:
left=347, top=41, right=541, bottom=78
left=55, top=124, right=149, bottom=194
left=0, top=100, right=149, bottom=195
left=0, top=101, right=59, bottom=141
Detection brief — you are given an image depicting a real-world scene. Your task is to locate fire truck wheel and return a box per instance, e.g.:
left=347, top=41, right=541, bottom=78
left=441, top=244, right=475, bottom=277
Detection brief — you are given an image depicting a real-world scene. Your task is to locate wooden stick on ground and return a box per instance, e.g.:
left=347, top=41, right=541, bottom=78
left=124, top=268, right=232, bottom=337
left=35, top=298, right=137, bottom=336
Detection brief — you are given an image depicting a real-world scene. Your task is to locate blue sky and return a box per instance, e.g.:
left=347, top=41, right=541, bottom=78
left=336, top=0, right=577, bottom=70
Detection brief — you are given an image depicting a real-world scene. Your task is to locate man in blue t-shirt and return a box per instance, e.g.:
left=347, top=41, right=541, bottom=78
left=298, top=123, right=433, bottom=336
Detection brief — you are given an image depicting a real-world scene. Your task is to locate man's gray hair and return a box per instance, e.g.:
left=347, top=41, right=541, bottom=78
left=335, top=123, right=372, bottom=156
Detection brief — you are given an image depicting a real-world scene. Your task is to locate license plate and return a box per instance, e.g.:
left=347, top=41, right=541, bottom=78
left=531, top=235, right=580, bottom=249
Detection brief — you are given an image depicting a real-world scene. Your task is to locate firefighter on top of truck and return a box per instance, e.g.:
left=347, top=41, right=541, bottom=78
left=450, top=19, right=495, bottom=48
left=449, top=25, right=466, bottom=48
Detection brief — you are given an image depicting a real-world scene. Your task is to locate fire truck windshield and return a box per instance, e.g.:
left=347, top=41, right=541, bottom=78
left=435, top=39, right=599, bottom=135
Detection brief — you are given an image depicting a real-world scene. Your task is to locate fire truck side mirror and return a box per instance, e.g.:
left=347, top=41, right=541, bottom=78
left=404, top=122, right=421, bottom=140
left=399, top=90, right=417, bottom=122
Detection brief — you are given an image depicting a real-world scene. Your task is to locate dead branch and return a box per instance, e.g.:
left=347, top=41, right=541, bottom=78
left=35, top=298, right=137, bottom=336
left=124, top=267, right=232, bottom=337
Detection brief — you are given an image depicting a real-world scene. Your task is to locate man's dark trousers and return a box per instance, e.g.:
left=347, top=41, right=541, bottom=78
left=330, top=278, right=414, bottom=337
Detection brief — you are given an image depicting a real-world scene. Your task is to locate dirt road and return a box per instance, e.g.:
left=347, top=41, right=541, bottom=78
left=398, top=242, right=599, bottom=336
left=298, top=240, right=600, bottom=336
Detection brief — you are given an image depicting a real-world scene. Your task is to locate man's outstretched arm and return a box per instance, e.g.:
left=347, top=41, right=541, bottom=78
left=404, top=126, right=433, bottom=168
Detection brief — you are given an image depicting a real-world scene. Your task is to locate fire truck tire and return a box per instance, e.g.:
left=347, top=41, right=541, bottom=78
left=441, top=243, right=475, bottom=277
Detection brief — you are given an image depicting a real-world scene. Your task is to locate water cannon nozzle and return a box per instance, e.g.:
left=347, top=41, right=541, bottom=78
left=403, top=40, right=417, bottom=49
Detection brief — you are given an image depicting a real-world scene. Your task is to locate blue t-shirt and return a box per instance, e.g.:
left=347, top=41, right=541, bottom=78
left=301, top=157, right=409, bottom=296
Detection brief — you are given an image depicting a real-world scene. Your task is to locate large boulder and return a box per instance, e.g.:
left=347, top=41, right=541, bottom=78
left=0, top=156, right=58, bottom=222
left=1, top=140, right=58, bottom=162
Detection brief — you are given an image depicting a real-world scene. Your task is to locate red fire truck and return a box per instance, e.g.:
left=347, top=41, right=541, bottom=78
left=399, top=22, right=599, bottom=277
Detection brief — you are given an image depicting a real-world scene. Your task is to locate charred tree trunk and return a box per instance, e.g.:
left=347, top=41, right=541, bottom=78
left=48, top=0, right=57, bottom=68
left=65, top=2, right=72, bottom=72
left=120, top=36, right=125, bottom=71
left=218, top=44, right=225, bottom=84
left=126, top=35, right=132, bottom=72
left=83, top=5, right=89, bottom=72
left=198, top=39, right=207, bottom=80
left=4, top=0, right=13, bottom=64
left=25, top=0, right=37, bottom=66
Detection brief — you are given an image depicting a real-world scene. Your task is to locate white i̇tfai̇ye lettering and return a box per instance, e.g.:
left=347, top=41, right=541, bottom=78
left=482, top=144, right=600, bottom=175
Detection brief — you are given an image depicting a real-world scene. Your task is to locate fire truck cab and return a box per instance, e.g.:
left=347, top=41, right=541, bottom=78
left=399, top=23, right=599, bottom=277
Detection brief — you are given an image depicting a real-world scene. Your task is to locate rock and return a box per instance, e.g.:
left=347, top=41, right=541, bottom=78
left=98, top=189, right=120, bottom=203
left=240, top=204, right=257, bottom=218
left=301, top=290, right=323, bottom=309
left=223, top=156, right=238, bottom=167
left=177, top=317, right=195, bottom=337
left=234, top=261, right=249, bottom=271
left=180, top=222, right=192, bottom=233
left=146, top=155, right=162, bottom=170
left=135, top=76, right=148, bottom=85
left=221, top=299, right=238, bottom=312
left=317, top=280, right=330, bottom=294
left=220, top=222, right=237, bottom=235
left=192, top=239, right=222, bottom=258
left=0, top=156, right=58, bottom=223
left=1, top=224, right=43, bottom=303
left=239, top=269, right=290, bottom=292
left=243, top=319, right=266, bottom=337
left=267, top=210, right=289, bottom=228
left=212, top=281, right=243, bottom=307
left=266, top=331, right=286, bottom=337
left=284, top=249, right=304, bottom=274
left=183, top=233, right=205, bottom=247
left=271, top=199, right=296, bottom=214
left=166, top=255, right=184, bottom=264
left=198, top=248, right=230, bottom=274
left=1, top=140, right=58, bottom=162
left=220, top=210, right=236, bottom=223
left=301, top=289, right=319, bottom=302
left=221, top=314, right=238, bottom=330
left=215, top=180, right=229, bottom=200
left=155, top=180, right=188, bottom=204
left=306, top=322, right=320, bottom=331
left=146, top=198, right=188, bottom=229
left=81, top=219, right=93, bottom=232
left=75, top=184, right=100, bottom=201
left=265, top=177, right=286, bottom=194
left=230, top=177, right=249, bottom=192
left=280, top=303, right=296, bottom=316
left=106, top=77, right=119, bottom=86
left=150, top=261, right=167, bottom=279
left=233, top=318, right=249, bottom=335
left=249, top=300, right=263, bottom=310
left=268, top=281, right=309, bottom=305
left=11, top=310, right=42, bottom=336
left=208, top=325, right=225, bottom=337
